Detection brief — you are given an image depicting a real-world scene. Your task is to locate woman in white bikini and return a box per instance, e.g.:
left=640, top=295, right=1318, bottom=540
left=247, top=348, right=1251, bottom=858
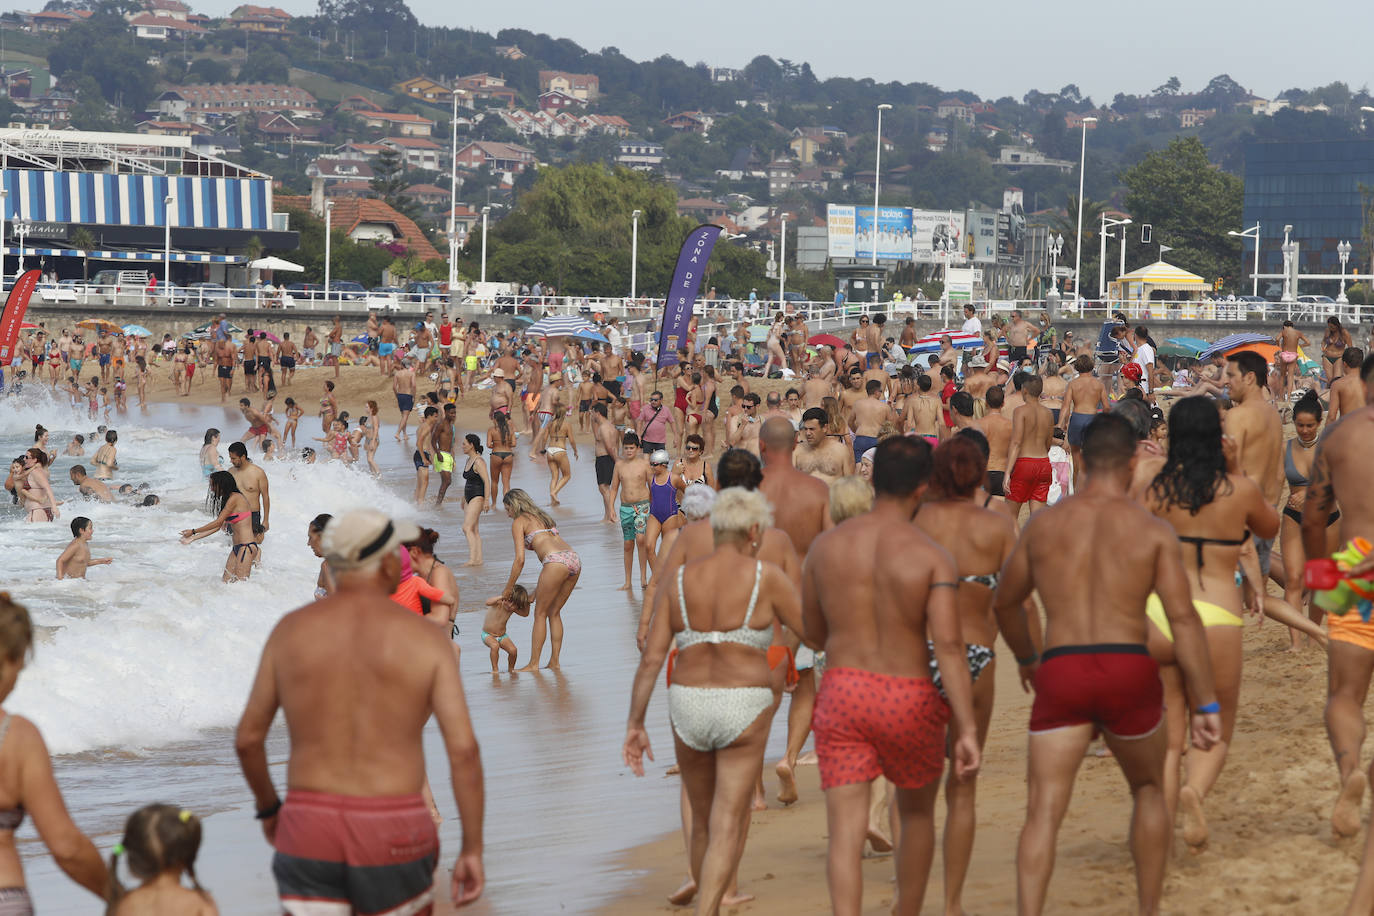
left=623, top=487, right=808, bottom=914
left=542, top=404, right=578, bottom=506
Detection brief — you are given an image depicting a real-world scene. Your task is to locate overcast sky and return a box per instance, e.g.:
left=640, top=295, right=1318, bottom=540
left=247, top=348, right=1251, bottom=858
left=377, top=0, right=1368, bottom=104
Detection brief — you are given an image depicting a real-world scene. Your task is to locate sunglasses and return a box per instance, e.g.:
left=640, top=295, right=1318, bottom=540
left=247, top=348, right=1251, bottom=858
left=685, top=445, right=700, bottom=451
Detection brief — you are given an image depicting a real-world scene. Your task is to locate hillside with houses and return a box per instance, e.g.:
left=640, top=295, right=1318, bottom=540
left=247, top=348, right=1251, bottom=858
left=1, top=0, right=1371, bottom=289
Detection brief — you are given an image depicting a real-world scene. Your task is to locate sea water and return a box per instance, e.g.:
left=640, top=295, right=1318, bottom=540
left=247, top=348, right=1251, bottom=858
left=0, top=388, right=786, bottom=913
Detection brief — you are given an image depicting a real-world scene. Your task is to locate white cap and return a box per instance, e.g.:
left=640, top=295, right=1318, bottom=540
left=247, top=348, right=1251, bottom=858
left=322, top=509, right=420, bottom=571
left=650, top=449, right=671, bottom=465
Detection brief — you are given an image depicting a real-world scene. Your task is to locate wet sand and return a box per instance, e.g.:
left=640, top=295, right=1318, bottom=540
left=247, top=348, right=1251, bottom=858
left=604, top=607, right=1367, bottom=914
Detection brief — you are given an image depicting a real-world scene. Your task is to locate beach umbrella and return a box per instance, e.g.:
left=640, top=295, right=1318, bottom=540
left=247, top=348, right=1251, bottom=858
left=510, top=314, right=534, bottom=324
left=192, top=321, right=244, bottom=335
left=1198, top=332, right=1273, bottom=360
left=181, top=330, right=210, bottom=340
left=570, top=327, right=609, bottom=343
left=121, top=324, right=152, bottom=338
left=19, top=322, right=39, bottom=332
left=351, top=335, right=370, bottom=344
left=77, top=318, right=123, bottom=334
left=906, top=329, right=983, bottom=355
left=1157, top=338, right=1209, bottom=359
left=748, top=325, right=771, bottom=343
left=247, top=256, right=304, bottom=272
left=1229, top=342, right=1280, bottom=363
left=525, top=315, right=600, bottom=338
left=808, top=333, right=846, bottom=349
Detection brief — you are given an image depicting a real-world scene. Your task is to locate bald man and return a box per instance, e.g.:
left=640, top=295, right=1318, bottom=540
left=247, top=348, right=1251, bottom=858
left=759, top=416, right=833, bottom=805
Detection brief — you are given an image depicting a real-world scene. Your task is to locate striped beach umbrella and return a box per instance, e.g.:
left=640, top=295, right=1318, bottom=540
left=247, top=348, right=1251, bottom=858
left=906, top=329, right=984, bottom=355
left=1198, top=332, right=1274, bottom=360
left=525, top=315, right=599, bottom=338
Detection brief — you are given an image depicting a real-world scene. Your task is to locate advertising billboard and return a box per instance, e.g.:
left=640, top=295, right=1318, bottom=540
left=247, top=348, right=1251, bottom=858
left=826, top=204, right=856, bottom=259
left=998, top=188, right=1026, bottom=266
left=855, top=206, right=913, bottom=260
left=966, top=209, right=998, bottom=264
left=913, top=210, right=967, bottom=264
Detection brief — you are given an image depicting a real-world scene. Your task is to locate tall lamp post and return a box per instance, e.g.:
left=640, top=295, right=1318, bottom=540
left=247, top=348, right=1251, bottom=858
left=163, top=194, right=174, bottom=291
left=872, top=102, right=892, bottom=303
left=630, top=208, right=641, bottom=301
left=0, top=188, right=8, bottom=285
left=1281, top=223, right=1295, bottom=304
left=1072, top=116, right=1097, bottom=303
left=1228, top=222, right=1261, bottom=298
left=1337, top=239, right=1353, bottom=305
left=1048, top=233, right=1065, bottom=291
left=1099, top=214, right=1131, bottom=300
left=479, top=206, right=490, bottom=285
left=447, top=88, right=461, bottom=303
left=323, top=201, right=334, bottom=303
left=778, top=213, right=787, bottom=304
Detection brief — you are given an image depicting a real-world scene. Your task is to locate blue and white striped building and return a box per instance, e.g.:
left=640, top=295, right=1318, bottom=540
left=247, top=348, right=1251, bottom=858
left=0, top=128, right=297, bottom=281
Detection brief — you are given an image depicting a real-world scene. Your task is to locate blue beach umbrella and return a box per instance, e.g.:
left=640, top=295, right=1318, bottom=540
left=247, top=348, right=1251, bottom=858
left=121, top=324, right=152, bottom=338
left=1198, top=333, right=1274, bottom=361
left=526, top=315, right=602, bottom=338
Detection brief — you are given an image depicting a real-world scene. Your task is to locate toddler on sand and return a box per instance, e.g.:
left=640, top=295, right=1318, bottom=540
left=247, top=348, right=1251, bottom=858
left=481, top=585, right=530, bottom=672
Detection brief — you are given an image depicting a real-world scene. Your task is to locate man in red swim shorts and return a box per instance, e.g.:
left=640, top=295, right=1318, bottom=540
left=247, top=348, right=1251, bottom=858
left=803, top=436, right=980, bottom=916
left=236, top=509, right=486, bottom=913
left=993, top=413, right=1221, bottom=916
left=1005, top=374, right=1055, bottom=517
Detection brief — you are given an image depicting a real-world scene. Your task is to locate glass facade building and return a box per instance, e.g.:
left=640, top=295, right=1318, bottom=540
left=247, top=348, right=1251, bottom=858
left=1241, top=139, right=1374, bottom=292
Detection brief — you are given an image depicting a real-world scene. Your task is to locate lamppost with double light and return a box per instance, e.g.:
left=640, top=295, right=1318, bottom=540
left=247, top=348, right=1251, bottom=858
left=1228, top=222, right=1261, bottom=298
left=1337, top=239, right=1352, bottom=305
left=1048, top=233, right=1065, bottom=291
left=480, top=206, right=490, bottom=285
left=872, top=103, right=892, bottom=303
left=1099, top=214, right=1131, bottom=300
left=1281, top=223, right=1295, bottom=303
left=1072, top=116, right=1097, bottom=303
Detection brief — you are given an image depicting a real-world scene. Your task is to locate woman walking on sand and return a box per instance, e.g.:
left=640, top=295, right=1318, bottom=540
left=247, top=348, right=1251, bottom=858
left=543, top=404, right=578, bottom=505
left=501, top=489, right=580, bottom=670
left=624, top=487, right=808, bottom=916
left=487, top=410, right=516, bottom=511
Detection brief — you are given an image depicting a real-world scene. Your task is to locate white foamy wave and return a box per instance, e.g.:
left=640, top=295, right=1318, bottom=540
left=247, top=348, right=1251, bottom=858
left=0, top=416, right=417, bottom=756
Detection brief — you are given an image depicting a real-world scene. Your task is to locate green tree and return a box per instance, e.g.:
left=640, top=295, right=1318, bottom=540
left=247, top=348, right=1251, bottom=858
left=70, top=228, right=95, bottom=282
left=188, top=57, right=232, bottom=84
left=369, top=147, right=408, bottom=203
left=1119, top=136, right=1243, bottom=285
left=48, top=12, right=155, bottom=111
left=237, top=49, right=289, bottom=84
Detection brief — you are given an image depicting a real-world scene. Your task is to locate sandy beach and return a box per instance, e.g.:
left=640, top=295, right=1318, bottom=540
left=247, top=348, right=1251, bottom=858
left=604, top=616, right=1362, bottom=915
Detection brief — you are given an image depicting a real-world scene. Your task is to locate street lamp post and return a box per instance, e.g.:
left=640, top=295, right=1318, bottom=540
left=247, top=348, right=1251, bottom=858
left=630, top=208, right=641, bottom=302
left=1073, top=116, right=1097, bottom=304
left=480, top=206, right=490, bottom=285
left=778, top=214, right=787, bottom=304
left=447, top=88, right=460, bottom=302
left=0, top=188, right=8, bottom=285
left=1048, top=233, right=1065, bottom=291
left=1228, top=222, right=1261, bottom=298
left=163, top=194, right=174, bottom=294
left=1098, top=214, right=1132, bottom=300
left=323, top=201, right=334, bottom=303
left=1337, top=239, right=1353, bottom=305
left=1281, top=223, right=1295, bottom=304
left=872, top=103, right=892, bottom=304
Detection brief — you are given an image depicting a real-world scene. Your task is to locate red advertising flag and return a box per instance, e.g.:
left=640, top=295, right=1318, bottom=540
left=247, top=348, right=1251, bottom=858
left=0, top=270, right=40, bottom=365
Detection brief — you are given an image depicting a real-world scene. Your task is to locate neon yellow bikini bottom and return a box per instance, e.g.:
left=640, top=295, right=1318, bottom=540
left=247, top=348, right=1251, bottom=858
left=1145, top=593, right=1244, bottom=643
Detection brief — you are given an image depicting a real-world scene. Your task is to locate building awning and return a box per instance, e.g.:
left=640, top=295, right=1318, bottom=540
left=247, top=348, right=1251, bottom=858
left=1, top=247, right=245, bottom=264
left=1115, top=260, right=1208, bottom=291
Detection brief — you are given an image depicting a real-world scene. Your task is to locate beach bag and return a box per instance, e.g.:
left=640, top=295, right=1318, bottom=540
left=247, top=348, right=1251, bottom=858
left=1048, top=445, right=1073, bottom=505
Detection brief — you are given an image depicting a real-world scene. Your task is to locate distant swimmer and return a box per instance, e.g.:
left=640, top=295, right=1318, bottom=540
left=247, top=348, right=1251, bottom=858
left=56, top=517, right=113, bottom=579
left=480, top=586, right=531, bottom=673
left=67, top=465, right=112, bottom=503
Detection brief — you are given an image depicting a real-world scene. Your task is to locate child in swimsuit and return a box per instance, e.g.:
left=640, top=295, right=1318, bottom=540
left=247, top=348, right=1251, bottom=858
left=283, top=398, right=302, bottom=448
left=481, top=585, right=531, bottom=673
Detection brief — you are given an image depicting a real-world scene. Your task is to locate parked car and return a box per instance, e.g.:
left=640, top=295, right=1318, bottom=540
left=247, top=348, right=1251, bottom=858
left=403, top=281, right=446, bottom=304
left=285, top=282, right=323, bottom=300
left=185, top=282, right=229, bottom=306
left=370, top=285, right=404, bottom=296
left=327, top=280, right=367, bottom=301
left=767, top=291, right=808, bottom=304
left=1296, top=294, right=1336, bottom=305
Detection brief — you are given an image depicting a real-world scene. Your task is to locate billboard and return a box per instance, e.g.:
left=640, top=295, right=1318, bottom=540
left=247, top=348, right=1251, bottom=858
left=827, top=204, right=912, bottom=260
left=998, top=187, right=1026, bottom=266
left=966, top=209, right=998, bottom=264
left=913, top=210, right=967, bottom=264
left=826, top=204, right=856, bottom=258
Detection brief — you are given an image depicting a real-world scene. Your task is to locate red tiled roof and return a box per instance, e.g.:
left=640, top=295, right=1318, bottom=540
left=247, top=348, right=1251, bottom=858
left=405, top=183, right=449, bottom=196
left=129, top=13, right=205, bottom=30
left=328, top=197, right=441, bottom=261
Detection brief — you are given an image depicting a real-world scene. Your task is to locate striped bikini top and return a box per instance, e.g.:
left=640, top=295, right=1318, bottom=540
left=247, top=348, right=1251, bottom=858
left=675, top=560, right=772, bottom=651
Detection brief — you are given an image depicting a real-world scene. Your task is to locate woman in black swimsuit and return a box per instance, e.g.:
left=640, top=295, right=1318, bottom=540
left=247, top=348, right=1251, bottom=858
left=459, top=434, right=490, bottom=565
left=1279, top=391, right=1339, bottom=647
left=486, top=411, right=516, bottom=512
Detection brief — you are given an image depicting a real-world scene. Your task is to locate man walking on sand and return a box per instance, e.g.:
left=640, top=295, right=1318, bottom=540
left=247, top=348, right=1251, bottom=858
left=992, top=413, right=1220, bottom=915
left=215, top=336, right=235, bottom=403
left=393, top=356, right=416, bottom=440
left=608, top=432, right=652, bottom=591
left=803, top=436, right=981, bottom=916
left=1005, top=374, right=1055, bottom=518
left=236, top=509, right=485, bottom=913
left=591, top=402, right=620, bottom=523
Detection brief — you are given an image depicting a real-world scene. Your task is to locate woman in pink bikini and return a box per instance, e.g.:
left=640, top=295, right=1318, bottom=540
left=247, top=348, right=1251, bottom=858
left=501, top=489, right=580, bottom=671
left=179, top=470, right=259, bottom=582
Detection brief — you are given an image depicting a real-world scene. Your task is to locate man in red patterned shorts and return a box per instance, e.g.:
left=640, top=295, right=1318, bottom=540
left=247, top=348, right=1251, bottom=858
left=992, top=413, right=1221, bottom=915
left=803, top=436, right=980, bottom=915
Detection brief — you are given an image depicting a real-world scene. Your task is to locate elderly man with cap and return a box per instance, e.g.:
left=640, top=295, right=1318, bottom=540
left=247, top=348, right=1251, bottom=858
left=488, top=367, right=513, bottom=421
left=236, top=509, right=485, bottom=913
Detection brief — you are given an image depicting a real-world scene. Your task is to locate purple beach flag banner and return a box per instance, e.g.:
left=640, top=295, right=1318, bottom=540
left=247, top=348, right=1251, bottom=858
left=656, top=223, right=723, bottom=368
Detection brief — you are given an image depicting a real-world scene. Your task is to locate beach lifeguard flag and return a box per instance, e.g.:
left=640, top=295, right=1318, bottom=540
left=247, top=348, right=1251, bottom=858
left=0, top=270, right=40, bottom=365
